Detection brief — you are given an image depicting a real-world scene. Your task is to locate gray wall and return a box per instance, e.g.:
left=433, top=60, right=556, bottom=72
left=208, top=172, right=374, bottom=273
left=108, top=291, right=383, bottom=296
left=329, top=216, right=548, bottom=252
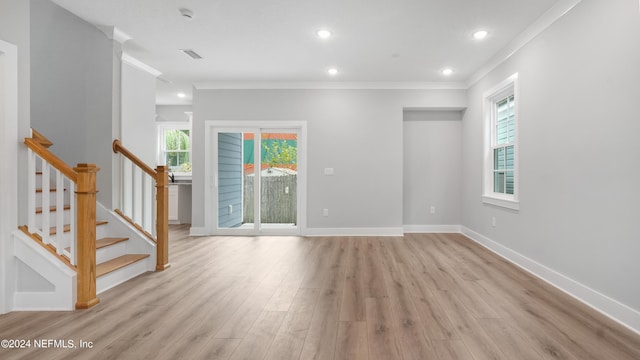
left=1, top=0, right=32, bottom=314
left=403, top=110, right=462, bottom=227
left=192, top=89, right=467, bottom=231
left=156, top=105, right=192, bottom=123
left=0, top=0, right=32, bottom=225
left=121, top=61, right=157, bottom=166
left=30, top=0, right=115, bottom=206
left=217, top=133, right=243, bottom=228
left=462, top=0, right=640, bottom=311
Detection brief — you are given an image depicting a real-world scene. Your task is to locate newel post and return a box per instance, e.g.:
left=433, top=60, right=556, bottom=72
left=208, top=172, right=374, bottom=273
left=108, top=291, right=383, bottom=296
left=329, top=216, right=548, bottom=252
left=75, top=163, right=100, bottom=309
left=155, top=165, right=170, bottom=271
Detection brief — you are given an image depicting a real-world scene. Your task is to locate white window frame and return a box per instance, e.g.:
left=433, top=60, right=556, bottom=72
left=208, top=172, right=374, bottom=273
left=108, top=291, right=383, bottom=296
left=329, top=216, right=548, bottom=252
left=157, top=121, right=192, bottom=179
left=482, top=73, right=520, bottom=210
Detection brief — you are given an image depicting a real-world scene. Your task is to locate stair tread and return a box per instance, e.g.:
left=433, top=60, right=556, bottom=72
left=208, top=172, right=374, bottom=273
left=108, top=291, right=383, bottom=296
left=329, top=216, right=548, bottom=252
left=35, top=204, right=71, bottom=213
left=49, top=224, right=71, bottom=235
left=97, top=254, right=150, bottom=277
left=48, top=220, right=109, bottom=235
left=36, top=188, right=65, bottom=192
left=96, top=237, right=129, bottom=249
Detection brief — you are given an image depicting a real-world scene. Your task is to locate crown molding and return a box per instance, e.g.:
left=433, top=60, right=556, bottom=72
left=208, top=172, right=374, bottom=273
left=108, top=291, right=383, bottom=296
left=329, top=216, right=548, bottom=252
left=96, top=25, right=132, bottom=44
left=122, top=53, right=162, bottom=77
left=466, top=0, right=583, bottom=88
left=195, top=81, right=467, bottom=91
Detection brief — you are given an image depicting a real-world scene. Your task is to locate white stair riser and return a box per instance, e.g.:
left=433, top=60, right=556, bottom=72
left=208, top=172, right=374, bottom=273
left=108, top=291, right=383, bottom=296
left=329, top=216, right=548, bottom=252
left=96, top=257, right=151, bottom=294
left=35, top=191, right=71, bottom=206
left=96, top=242, right=128, bottom=264
left=30, top=225, right=112, bottom=248
left=34, top=209, right=72, bottom=228
left=96, top=225, right=113, bottom=240
left=35, top=173, right=51, bottom=188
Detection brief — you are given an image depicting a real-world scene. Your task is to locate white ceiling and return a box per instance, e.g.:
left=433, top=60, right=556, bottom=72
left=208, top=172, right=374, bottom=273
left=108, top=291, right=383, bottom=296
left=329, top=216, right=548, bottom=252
left=51, top=0, right=565, bottom=105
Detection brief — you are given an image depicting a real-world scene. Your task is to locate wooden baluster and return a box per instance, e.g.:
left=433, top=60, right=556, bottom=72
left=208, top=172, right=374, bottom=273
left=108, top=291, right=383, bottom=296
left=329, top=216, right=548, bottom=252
left=155, top=165, right=170, bottom=271
left=75, top=163, right=100, bottom=309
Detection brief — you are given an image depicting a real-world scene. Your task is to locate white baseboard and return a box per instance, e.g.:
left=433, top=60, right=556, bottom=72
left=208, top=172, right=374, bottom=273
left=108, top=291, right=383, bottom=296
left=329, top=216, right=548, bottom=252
left=403, top=224, right=462, bottom=233
left=305, top=227, right=404, bottom=237
left=461, top=226, right=640, bottom=335
left=189, top=227, right=206, bottom=236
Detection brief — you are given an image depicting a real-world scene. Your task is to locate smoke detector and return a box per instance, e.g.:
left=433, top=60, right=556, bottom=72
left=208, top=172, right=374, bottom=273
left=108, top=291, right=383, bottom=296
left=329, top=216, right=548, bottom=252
left=179, top=8, right=194, bottom=19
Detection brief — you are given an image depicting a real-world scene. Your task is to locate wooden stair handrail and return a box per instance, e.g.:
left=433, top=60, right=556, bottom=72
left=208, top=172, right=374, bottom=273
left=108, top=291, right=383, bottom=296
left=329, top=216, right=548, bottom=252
left=113, top=139, right=170, bottom=271
left=24, top=131, right=99, bottom=309
left=31, top=128, right=54, bottom=148
left=112, top=139, right=157, bottom=178
left=24, top=138, right=78, bottom=182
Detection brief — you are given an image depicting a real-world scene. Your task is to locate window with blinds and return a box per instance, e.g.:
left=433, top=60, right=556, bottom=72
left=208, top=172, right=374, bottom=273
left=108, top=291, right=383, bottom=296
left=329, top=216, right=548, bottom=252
left=482, top=73, right=519, bottom=210
left=493, top=94, right=515, bottom=195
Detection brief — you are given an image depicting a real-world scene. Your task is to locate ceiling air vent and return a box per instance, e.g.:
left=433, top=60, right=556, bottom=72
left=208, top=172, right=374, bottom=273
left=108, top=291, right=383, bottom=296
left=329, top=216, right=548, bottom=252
left=179, top=49, right=203, bottom=60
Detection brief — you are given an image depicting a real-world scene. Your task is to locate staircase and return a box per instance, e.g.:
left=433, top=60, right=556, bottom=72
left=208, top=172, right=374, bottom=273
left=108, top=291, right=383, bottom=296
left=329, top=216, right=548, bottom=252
left=13, top=129, right=167, bottom=310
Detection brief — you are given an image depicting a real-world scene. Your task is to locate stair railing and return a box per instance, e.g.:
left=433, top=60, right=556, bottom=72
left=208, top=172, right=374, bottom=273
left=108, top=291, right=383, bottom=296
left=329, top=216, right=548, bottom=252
left=112, top=139, right=169, bottom=271
left=24, top=129, right=99, bottom=309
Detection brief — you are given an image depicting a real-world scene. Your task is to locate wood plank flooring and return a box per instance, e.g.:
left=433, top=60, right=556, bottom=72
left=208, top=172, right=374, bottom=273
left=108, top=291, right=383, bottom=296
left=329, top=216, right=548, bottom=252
left=1, top=226, right=639, bottom=359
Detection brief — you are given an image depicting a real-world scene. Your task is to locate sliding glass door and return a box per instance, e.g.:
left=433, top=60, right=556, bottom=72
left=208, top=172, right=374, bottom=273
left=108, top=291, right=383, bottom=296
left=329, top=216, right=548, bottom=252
left=208, top=122, right=305, bottom=235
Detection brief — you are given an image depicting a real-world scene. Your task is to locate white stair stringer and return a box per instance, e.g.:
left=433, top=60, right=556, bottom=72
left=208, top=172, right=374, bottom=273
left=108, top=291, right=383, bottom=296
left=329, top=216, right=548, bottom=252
left=12, top=230, right=76, bottom=311
left=95, top=203, right=156, bottom=294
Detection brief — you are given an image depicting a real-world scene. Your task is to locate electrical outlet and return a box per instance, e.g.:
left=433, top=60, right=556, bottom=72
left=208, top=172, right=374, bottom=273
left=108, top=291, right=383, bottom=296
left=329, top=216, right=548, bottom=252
left=323, top=208, right=329, bottom=217
left=430, top=206, right=436, bottom=214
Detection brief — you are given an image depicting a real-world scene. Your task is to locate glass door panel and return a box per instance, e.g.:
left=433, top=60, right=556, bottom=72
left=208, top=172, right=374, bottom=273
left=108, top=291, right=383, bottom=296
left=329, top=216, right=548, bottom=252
left=212, top=125, right=301, bottom=235
left=260, top=132, right=298, bottom=231
left=217, top=132, right=250, bottom=229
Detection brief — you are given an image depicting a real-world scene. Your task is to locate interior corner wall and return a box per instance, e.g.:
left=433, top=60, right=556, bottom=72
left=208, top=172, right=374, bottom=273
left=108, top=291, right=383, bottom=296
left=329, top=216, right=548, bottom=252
left=0, top=0, right=31, bottom=227
left=403, top=111, right=462, bottom=227
left=121, top=62, right=157, bottom=167
left=192, top=88, right=466, bottom=232
left=156, top=105, right=193, bottom=123
left=30, top=0, right=115, bottom=206
left=461, top=0, right=640, bottom=317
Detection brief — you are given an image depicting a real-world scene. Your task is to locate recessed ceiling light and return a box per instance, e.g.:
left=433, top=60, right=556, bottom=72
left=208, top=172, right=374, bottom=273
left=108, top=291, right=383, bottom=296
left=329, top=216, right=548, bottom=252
left=327, top=68, right=339, bottom=76
left=317, top=29, right=332, bottom=39
left=177, top=92, right=186, bottom=98
left=473, top=30, right=488, bottom=40
left=442, top=68, right=453, bottom=76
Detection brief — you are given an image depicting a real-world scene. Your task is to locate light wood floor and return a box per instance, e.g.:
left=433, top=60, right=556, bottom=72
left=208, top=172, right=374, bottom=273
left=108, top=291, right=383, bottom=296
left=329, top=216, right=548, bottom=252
left=2, top=225, right=640, bottom=360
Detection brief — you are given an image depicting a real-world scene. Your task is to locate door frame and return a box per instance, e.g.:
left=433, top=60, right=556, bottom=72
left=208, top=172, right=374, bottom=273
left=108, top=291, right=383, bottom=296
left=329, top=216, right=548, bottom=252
left=204, top=120, right=307, bottom=235
left=0, top=39, right=19, bottom=314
